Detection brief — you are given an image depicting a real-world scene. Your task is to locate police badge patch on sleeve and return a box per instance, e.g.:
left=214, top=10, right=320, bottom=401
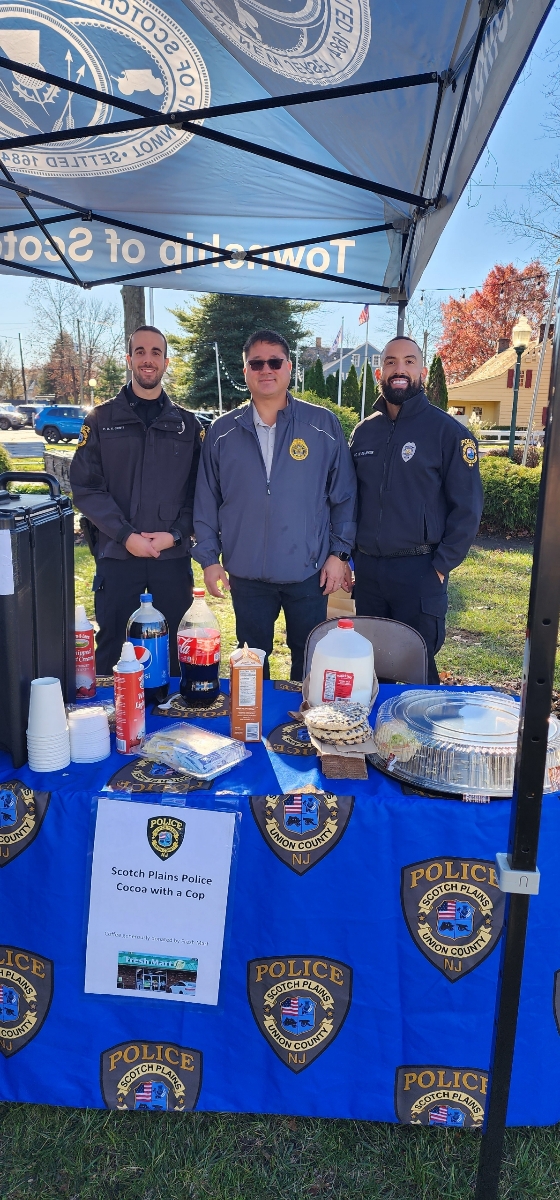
left=250, top=793, right=354, bottom=874
left=0, top=781, right=50, bottom=866
left=401, top=858, right=505, bottom=981
left=0, top=945, right=54, bottom=1057
left=101, top=1040, right=202, bottom=1111
left=395, top=1065, right=488, bottom=1126
left=77, top=424, right=90, bottom=448
left=248, top=956, right=352, bottom=1072
left=461, top=438, right=478, bottom=466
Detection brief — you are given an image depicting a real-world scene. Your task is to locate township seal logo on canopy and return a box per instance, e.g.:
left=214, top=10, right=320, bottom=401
left=0, top=944, right=54, bottom=1056
left=0, top=0, right=211, bottom=178
left=100, top=1039, right=202, bottom=1111
left=147, top=814, right=185, bottom=860
left=250, top=792, right=354, bottom=873
left=0, top=779, right=50, bottom=866
left=188, top=0, right=370, bottom=86
left=401, top=857, right=505, bottom=982
left=395, top=1065, right=489, bottom=1127
left=248, top=954, right=352, bottom=1072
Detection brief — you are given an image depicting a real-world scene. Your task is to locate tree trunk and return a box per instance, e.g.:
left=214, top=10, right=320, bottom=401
left=121, top=286, right=146, bottom=381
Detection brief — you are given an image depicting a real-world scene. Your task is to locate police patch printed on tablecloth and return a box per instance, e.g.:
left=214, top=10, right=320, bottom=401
left=0, top=944, right=53, bottom=1057
left=265, top=721, right=316, bottom=756
left=395, top=1065, right=488, bottom=1126
left=0, top=780, right=50, bottom=866
left=401, top=858, right=505, bottom=981
left=103, top=757, right=209, bottom=794
left=101, top=1040, right=202, bottom=1111
left=273, top=680, right=303, bottom=693
left=250, top=793, right=354, bottom=874
left=248, top=955, right=352, bottom=1072
left=147, top=816, right=185, bottom=861
left=401, top=442, right=416, bottom=462
left=461, top=439, right=478, bottom=466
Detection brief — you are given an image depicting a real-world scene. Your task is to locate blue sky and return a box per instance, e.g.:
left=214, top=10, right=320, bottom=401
left=1, top=2, right=559, bottom=362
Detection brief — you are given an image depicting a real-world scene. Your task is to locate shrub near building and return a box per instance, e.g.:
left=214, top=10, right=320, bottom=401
left=479, top=456, right=540, bottom=536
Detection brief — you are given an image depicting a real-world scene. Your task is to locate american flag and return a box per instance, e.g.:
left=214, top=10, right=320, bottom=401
left=285, top=796, right=302, bottom=814
left=429, top=1106, right=450, bottom=1125
left=438, top=901, right=457, bottom=920
left=281, top=996, right=300, bottom=1016
left=136, top=1082, right=153, bottom=1102
left=330, top=325, right=343, bottom=355
left=358, top=303, right=369, bottom=325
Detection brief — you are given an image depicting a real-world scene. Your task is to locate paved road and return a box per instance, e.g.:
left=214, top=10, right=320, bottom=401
left=0, top=429, right=45, bottom=457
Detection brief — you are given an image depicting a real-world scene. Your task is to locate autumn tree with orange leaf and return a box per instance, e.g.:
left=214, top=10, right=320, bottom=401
left=437, top=262, right=549, bottom=384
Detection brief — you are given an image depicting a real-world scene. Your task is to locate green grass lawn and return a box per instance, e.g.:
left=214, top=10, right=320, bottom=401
left=3, top=543, right=559, bottom=1200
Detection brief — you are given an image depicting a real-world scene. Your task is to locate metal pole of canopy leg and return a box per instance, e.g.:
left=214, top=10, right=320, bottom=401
left=474, top=300, right=560, bottom=1200
left=397, top=301, right=406, bottom=337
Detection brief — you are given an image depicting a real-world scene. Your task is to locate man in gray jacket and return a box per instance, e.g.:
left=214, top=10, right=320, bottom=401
left=193, top=329, right=357, bottom=681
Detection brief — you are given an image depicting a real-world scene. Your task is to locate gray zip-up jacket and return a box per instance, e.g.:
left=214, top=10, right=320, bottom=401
left=192, top=395, right=357, bottom=583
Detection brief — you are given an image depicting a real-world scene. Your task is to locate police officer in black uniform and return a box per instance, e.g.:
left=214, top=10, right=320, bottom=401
left=70, top=326, right=202, bottom=674
left=348, top=336, right=483, bottom=683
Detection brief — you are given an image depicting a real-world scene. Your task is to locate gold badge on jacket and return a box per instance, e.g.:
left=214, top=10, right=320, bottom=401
left=289, top=438, right=308, bottom=460
left=78, top=424, right=90, bottom=447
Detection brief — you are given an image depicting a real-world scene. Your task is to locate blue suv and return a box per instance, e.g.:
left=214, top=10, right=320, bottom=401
left=34, top=405, right=90, bottom=443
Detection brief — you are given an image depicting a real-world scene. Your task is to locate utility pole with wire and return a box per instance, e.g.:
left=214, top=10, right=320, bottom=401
left=76, top=319, right=85, bottom=407
left=18, top=333, right=27, bottom=402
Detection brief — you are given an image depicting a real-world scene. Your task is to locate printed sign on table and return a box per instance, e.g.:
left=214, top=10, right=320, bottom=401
left=85, top=798, right=236, bottom=1006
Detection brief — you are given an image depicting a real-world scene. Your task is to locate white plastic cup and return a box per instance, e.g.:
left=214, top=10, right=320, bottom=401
left=28, top=678, right=68, bottom=738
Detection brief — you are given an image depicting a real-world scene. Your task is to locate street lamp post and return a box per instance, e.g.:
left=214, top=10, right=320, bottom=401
left=88, top=377, right=97, bottom=406
left=508, top=315, right=531, bottom=460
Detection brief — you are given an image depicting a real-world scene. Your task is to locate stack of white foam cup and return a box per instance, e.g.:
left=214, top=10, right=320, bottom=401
left=68, top=706, right=111, bottom=763
left=27, top=678, right=71, bottom=771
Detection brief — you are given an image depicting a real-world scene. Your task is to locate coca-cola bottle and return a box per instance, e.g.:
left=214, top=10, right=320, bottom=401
left=177, top=589, right=221, bottom=706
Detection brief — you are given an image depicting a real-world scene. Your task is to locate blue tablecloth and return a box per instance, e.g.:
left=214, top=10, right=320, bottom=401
left=1, top=682, right=559, bottom=1125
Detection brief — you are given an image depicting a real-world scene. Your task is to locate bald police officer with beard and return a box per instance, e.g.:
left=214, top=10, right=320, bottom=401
left=347, top=336, right=483, bottom=683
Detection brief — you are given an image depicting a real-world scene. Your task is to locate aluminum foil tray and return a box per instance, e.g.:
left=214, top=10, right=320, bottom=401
left=370, top=689, right=560, bottom=797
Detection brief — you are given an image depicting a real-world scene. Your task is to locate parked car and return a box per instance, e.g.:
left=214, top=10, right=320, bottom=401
left=193, top=410, right=214, bottom=428
left=17, top=403, right=48, bottom=427
left=34, top=405, right=90, bottom=443
left=0, top=403, right=27, bottom=431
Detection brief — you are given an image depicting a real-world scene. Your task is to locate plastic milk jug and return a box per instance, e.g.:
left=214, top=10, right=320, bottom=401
left=308, top=619, right=374, bottom=707
left=114, top=641, right=145, bottom=754
left=75, top=604, right=96, bottom=699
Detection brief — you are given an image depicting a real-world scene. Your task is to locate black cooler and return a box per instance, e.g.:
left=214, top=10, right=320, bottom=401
left=0, top=472, right=75, bottom=767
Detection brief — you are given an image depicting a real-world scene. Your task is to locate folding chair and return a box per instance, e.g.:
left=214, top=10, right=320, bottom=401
left=303, top=616, right=428, bottom=685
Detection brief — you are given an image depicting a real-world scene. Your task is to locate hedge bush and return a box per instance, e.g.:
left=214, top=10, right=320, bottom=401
left=479, top=456, right=541, bottom=536
left=0, top=443, right=12, bottom=476
left=293, top=390, right=360, bottom=440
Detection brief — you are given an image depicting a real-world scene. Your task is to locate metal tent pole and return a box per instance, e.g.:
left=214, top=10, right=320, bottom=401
left=397, top=300, right=406, bottom=337
left=214, top=342, right=223, bottom=416
left=337, top=318, right=344, bottom=407
left=474, top=310, right=560, bottom=1200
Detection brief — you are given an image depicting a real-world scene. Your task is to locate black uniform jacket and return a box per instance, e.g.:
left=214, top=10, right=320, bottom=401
left=70, top=385, right=202, bottom=561
left=348, top=390, right=483, bottom=577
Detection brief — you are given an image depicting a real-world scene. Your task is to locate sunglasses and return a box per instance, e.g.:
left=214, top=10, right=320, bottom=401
left=246, top=357, right=286, bottom=372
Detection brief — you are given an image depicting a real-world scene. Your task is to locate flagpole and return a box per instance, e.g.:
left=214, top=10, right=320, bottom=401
left=337, top=317, right=344, bottom=407
left=360, top=311, right=369, bottom=421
